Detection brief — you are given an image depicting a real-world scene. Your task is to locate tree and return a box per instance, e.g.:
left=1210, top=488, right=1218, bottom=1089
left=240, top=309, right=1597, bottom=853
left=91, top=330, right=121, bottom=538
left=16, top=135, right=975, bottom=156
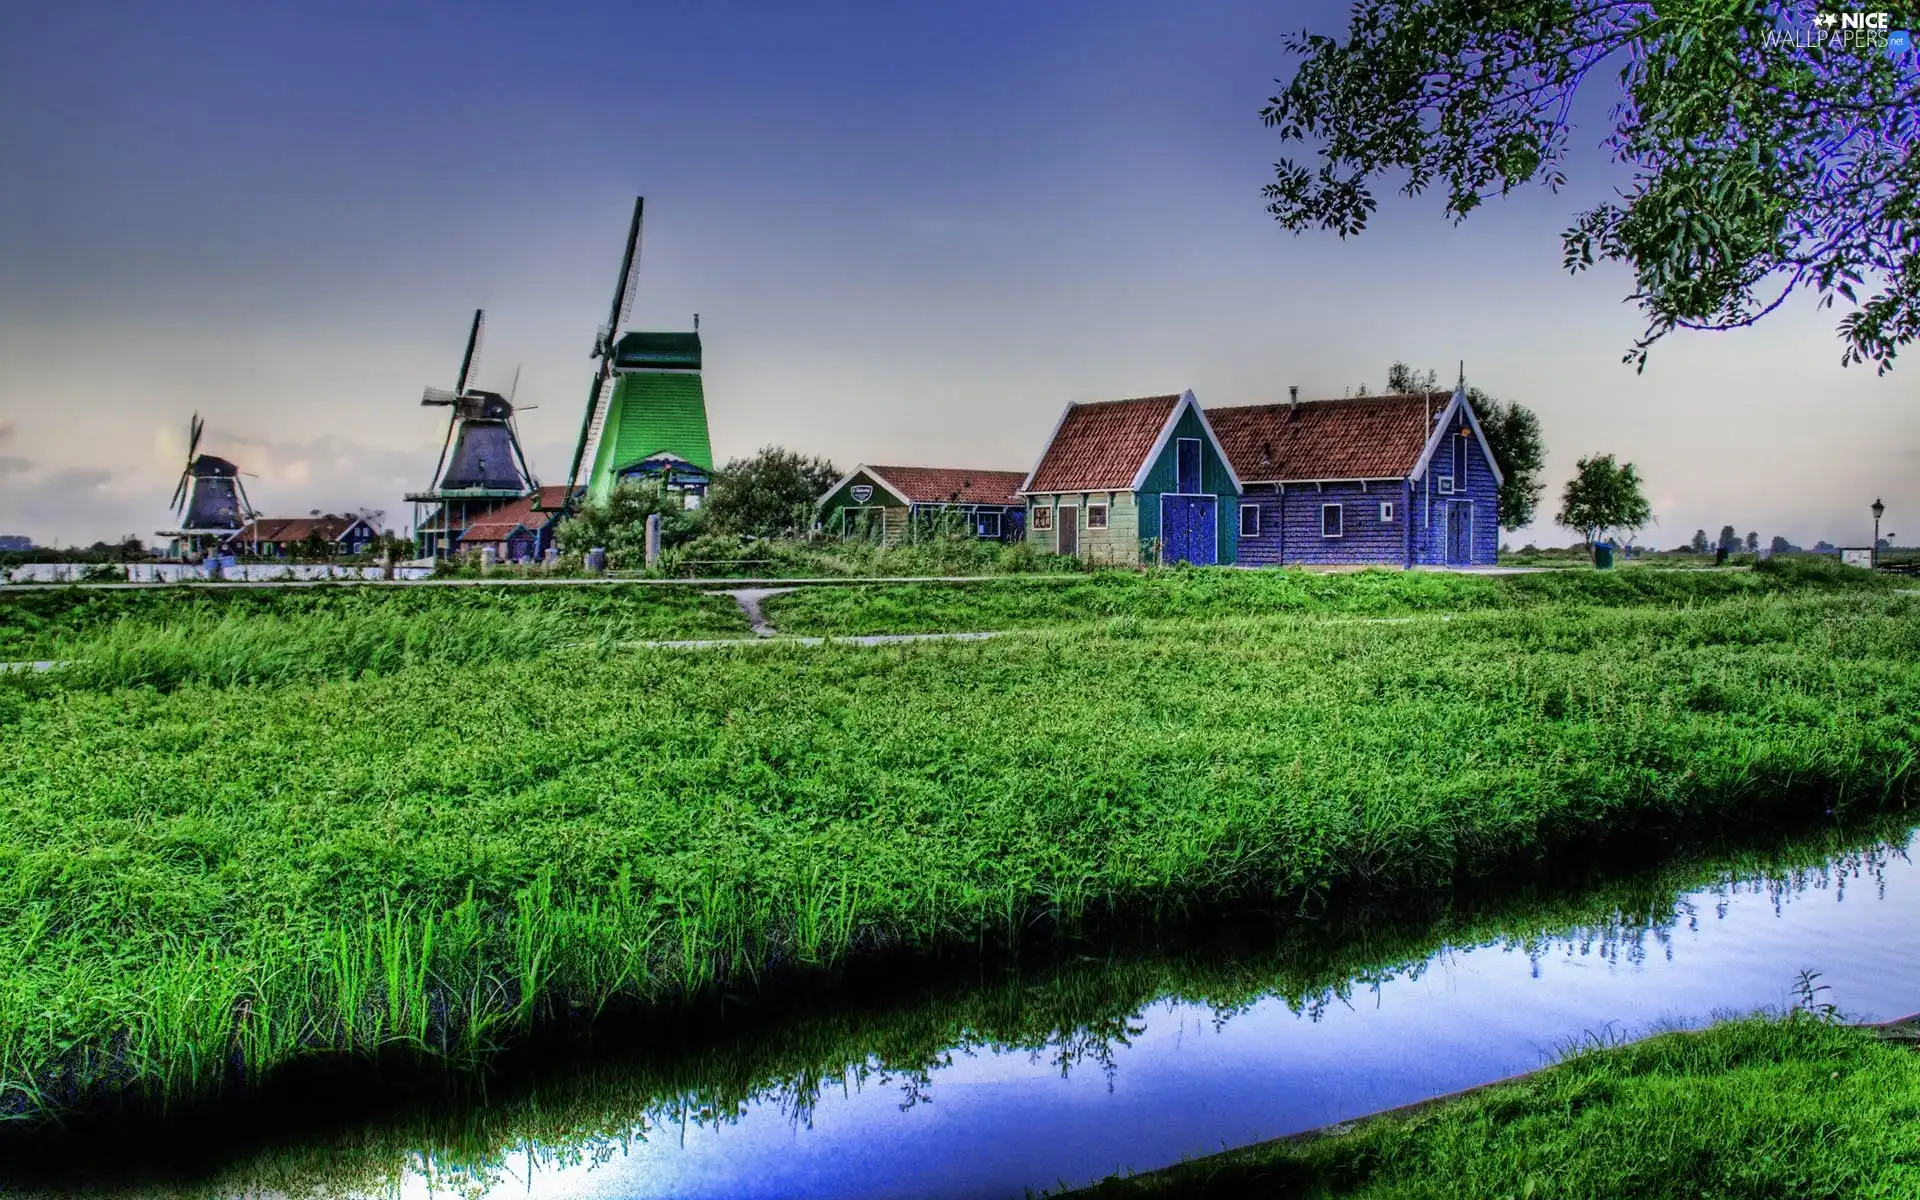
left=1719, top=525, right=1739, bottom=553
left=1556, top=454, right=1652, bottom=560
left=703, top=446, right=839, bottom=540
left=1745, top=531, right=1759, bottom=553
left=553, top=480, right=706, bottom=568
left=1691, top=529, right=1710, bottom=554
left=1382, top=361, right=1546, bottom=529
left=1770, top=535, right=1793, bottom=554
left=1261, top=2, right=1918, bottom=373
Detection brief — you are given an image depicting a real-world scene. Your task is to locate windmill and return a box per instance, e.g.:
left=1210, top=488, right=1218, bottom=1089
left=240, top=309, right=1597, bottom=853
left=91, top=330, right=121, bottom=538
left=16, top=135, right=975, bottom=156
left=157, top=413, right=256, bottom=555
left=563, top=196, right=713, bottom=510
left=404, top=308, right=540, bottom=557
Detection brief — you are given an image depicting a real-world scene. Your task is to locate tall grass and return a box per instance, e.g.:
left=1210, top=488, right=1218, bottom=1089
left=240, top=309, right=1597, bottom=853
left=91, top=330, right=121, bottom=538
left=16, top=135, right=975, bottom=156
left=0, top=584, right=748, bottom=662
left=0, top=595, right=1915, bottom=1124
left=763, top=559, right=1893, bottom=636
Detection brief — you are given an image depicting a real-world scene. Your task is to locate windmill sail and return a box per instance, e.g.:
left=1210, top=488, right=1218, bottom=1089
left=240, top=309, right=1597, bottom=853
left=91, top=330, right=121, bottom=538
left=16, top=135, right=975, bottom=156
left=566, top=196, right=645, bottom=501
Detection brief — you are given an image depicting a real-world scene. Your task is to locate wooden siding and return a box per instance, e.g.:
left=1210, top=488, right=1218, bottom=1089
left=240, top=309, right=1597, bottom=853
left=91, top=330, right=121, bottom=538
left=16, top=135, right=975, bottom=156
left=1410, top=407, right=1500, bottom=566
left=1024, top=491, right=1141, bottom=564
left=1277, top=480, right=1413, bottom=567
left=1135, top=405, right=1239, bottom=564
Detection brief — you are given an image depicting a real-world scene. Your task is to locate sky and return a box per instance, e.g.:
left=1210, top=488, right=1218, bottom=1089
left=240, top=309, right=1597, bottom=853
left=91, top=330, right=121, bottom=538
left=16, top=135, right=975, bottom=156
left=1, top=0, right=1912, bottom=550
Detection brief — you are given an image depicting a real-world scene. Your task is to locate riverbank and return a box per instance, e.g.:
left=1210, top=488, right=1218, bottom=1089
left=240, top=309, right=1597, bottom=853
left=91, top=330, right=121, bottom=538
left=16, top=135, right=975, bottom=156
left=2, top=587, right=1916, bottom=1124
left=1068, top=1013, right=1920, bottom=1198
left=2, top=818, right=1912, bottom=1197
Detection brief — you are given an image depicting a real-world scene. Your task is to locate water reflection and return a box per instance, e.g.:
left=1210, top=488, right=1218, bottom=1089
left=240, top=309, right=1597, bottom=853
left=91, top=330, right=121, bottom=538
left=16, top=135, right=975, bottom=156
left=8, top=830, right=1917, bottom=1200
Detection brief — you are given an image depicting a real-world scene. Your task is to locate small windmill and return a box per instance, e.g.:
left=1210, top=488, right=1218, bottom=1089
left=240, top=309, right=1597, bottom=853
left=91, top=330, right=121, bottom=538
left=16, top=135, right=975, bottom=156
left=404, top=308, right=539, bottom=556
left=563, top=197, right=713, bottom=510
left=157, top=413, right=255, bottom=554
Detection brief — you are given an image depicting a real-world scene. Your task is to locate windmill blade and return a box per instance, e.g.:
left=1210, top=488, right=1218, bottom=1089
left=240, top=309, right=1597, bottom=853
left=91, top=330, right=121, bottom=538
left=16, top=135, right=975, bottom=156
left=187, top=413, right=204, bottom=460
left=563, top=364, right=611, bottom=501
left=602, top=196, right=644, bottom=351
left=455, top=308, right=485, bottom=395
left=507, top=363, right=522, bottom=405
left=171, top=470, right=190, bottom=513
left=421, top=386, right=460, bottom=406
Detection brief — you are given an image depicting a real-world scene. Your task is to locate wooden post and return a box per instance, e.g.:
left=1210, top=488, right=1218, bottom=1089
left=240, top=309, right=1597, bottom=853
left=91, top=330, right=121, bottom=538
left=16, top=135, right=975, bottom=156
left=645, top=513, right=662, bottom=569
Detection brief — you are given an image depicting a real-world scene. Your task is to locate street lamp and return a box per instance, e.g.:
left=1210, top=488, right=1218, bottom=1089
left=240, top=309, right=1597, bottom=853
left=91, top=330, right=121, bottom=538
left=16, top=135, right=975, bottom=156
left=1872, top=497, right=1885, bottom=564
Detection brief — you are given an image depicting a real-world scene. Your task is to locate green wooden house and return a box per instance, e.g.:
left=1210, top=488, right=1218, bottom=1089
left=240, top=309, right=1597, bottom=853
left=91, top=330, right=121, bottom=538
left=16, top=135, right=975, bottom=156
left=1019, top=390, right=1242, bottom=565
left=578, top=331, right=714, bottom=505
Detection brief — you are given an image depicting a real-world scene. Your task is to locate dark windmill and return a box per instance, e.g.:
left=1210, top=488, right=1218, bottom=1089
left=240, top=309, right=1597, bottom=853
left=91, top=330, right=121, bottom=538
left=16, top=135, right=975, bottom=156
left=405, top=309, right=540, bottom=557
left=156, top=413, right=256, bottom=557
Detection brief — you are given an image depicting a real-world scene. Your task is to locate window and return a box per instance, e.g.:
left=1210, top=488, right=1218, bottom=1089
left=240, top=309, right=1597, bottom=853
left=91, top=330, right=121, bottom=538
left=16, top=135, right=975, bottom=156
left=1176, top=438, right=1201, bottom=493
left=1379, top=501, right=1394, bottom=523
left=1240, top=504, right=1260, bottom=537
left=977, top=511, right=1002, bottom=538
left=1033, top=504, right=1052, bottom=531
left=1322, top=503, right=1343, bottom=538
left=1087, top=503, right=1109, bottom=529
left=1437, top=475, right=1454, bottom=495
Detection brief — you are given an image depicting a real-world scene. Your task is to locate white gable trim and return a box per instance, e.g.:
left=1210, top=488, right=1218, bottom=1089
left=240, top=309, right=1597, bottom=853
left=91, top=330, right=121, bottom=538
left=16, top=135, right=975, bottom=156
left=1016, top=400, right=1079, bottom=496
left=1127, top=390, right=1246, bottom=494
left=1410, top=384, right=1505, bottom=487
left=816, top=464, right=913, bottom=512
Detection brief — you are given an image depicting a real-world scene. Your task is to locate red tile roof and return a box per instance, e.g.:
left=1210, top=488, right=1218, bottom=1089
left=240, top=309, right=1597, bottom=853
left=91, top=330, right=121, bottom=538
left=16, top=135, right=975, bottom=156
left=457, top=485, right=573, bottom=542
left=234, top=515, right=370, bottom=544
left=866, top=466, right=1028, bottom=507
left=1205, top=392, right=1448, bottom=483
left=1024, top=394, right=1181, bottom=493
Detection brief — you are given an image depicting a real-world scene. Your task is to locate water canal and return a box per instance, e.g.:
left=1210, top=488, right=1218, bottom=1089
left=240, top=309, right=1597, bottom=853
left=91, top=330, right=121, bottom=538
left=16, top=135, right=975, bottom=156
left=10, top=824, right=1920, bottom=1199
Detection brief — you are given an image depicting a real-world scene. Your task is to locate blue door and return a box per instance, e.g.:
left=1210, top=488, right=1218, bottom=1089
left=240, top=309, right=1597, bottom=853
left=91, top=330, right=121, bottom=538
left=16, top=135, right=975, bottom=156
left=1447, top=500, right=1473, bottom=565
left=1161, top=495, right=1217, bottom=565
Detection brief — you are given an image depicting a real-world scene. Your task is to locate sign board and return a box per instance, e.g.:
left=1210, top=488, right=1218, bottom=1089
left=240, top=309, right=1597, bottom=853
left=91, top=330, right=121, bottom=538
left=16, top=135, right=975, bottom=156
left=1841, top=547, right=1874, bottom=569
left=850, top=484, right=874, bottom=503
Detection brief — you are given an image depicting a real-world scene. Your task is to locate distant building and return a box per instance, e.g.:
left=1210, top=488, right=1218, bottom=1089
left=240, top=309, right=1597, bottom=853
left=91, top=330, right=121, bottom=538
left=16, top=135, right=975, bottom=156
left=450, top=484, right=572, bottom=563
left=232, top=515, right=378, bottom=558
left=817, top=465, right=1029, bottom=544
left=0, top=535, right=33, bottom=552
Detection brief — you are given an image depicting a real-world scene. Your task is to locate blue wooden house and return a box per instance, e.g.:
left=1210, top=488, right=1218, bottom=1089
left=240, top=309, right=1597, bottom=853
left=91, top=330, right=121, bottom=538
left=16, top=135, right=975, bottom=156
left=1019, top=391, right=1242, bottom=565
left=1205, top=384, right=1502, bottom=568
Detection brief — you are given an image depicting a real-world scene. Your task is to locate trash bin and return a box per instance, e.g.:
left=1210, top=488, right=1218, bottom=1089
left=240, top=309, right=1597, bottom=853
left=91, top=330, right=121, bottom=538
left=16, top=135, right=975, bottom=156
left=1594, top=544, right=1614, bottom=570
left=586, top=547, right=607, bottom=574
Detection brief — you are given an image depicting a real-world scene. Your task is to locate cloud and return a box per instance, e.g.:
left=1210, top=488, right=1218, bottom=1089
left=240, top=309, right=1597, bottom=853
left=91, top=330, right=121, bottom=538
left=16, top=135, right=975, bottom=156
left=46, top=466, right=113, bottom=490
left=0, top=456, right=30, bottom=476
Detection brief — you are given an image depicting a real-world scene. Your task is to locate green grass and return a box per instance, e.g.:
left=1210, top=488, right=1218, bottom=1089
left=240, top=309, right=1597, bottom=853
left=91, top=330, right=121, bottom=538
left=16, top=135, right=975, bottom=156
left=0, top=584, right=749, bottom=675
left=0, top=590, right=1916, bottom=1125
left=1069, top=1014, right=1920, bottom=1199
left=763, top=557, right=1889, bottom=636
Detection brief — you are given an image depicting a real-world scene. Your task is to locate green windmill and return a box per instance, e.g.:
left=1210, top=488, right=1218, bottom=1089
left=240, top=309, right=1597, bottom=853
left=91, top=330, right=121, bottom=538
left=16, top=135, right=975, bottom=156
left=563, top=197, right=714, bottom=508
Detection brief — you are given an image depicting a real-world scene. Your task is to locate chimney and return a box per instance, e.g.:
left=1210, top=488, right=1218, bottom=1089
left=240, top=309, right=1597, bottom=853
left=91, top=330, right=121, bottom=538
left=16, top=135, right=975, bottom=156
left=694, top=313, right=701, bottom=332
left=1288, top=384, right=1299, bottom=421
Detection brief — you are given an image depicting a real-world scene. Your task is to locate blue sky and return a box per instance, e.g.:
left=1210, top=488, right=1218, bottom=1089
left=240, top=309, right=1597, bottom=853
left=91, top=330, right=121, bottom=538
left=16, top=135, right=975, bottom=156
left=1, top=0, right=1912, bottom=549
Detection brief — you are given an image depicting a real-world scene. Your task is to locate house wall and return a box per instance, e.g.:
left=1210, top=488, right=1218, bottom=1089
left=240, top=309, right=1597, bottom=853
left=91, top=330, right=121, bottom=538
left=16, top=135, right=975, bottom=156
left=1235, top=486, right=1285, bottom=567
left=1023, top=490, right=1141, bottom=563
left=1277, top=480, right=1413, bottom=567
left=1135, top=405, right=1239, bottom=564
left=819, top=470, right=906, bottom=539
left=1410, top=405, right=1500, bottom=566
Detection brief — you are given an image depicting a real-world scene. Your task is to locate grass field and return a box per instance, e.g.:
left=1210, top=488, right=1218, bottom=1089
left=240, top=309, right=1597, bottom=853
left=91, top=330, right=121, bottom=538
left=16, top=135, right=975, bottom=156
left=0, top=584, right=749, bottom=687
left=762, top=556, right=1890, bottom=636
left=1070, top=1014, right=1920, bottom=1199
left=1, top=575, right=1915, bottom=1123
